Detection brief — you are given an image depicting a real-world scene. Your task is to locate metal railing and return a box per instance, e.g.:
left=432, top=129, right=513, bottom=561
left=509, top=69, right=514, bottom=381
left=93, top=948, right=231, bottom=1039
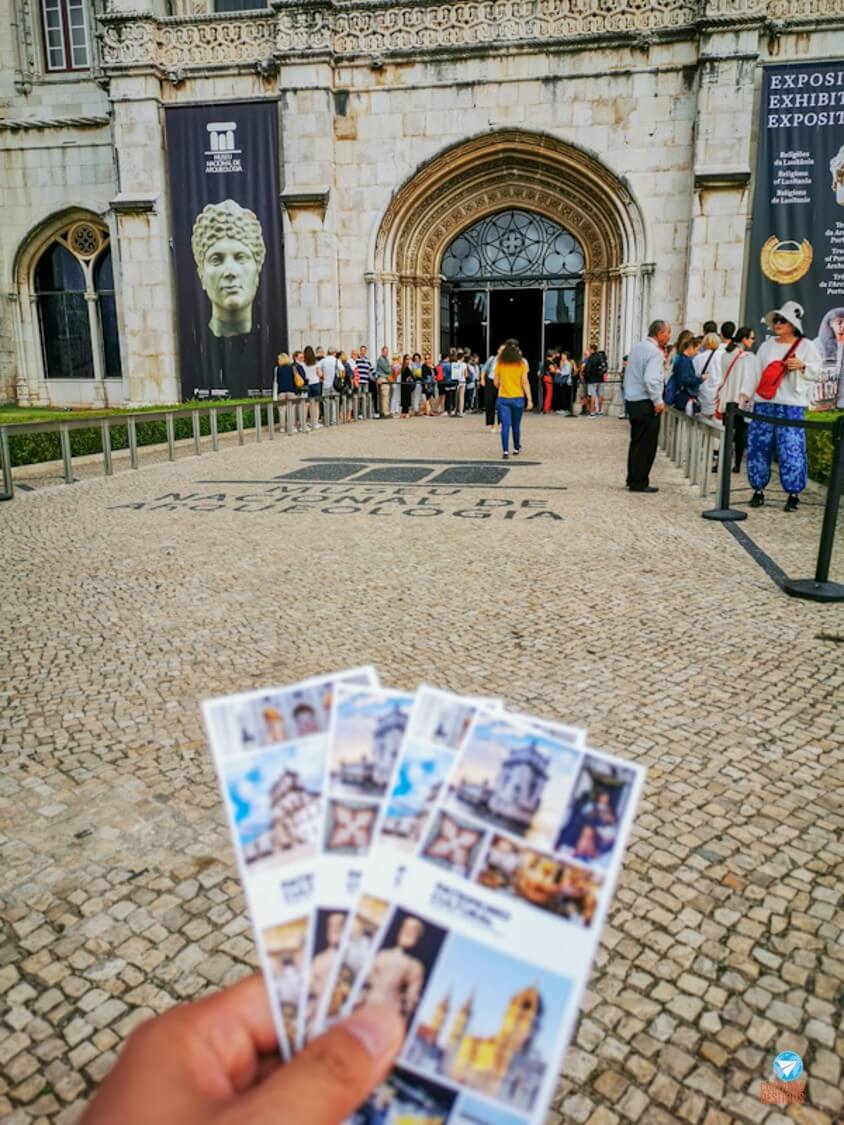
left=658, top=406, right=722, bottom=498
left=0, top=391, right=372, bottom=501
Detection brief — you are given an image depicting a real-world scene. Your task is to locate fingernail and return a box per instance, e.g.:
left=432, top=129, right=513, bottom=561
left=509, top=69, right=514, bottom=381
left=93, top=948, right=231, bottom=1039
left=342, top=1004, right=403, bottom=1059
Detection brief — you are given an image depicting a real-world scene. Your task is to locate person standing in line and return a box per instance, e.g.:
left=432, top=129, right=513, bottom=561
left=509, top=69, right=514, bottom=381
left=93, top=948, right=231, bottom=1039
left=693, top=332, right=722, bottom=419
left=338, top=350, right=355, bottom=421
left=494, top=338, right=533, bottom=459
left=356, top=345, right=376, bottom=416
left=421, top=353, right=436, bottom=416
left=466, top=354, right=480, bottom=412
left=716, top=325, right=757, bottom=473
left=715, top=320, right=736, bottom=369
left=672, top=330, right=703, bottom=415
left=593, top=349, right=609, bottom=415
left=556, top=352, right=573, bottom=415
left=410, top=352, right=424, bottom=415
left=376, top=346, right=392, bottom=419
left=302, top=345, right=323, bottom=430
left=451, top=348, right=468, bottom=415
left=747, top=302, right=822, bottom=512
left=542, top=353, right=556, bottom=413
left=570, top=355, right=581, bottom=416
left=274, top=352, right=297, bottom=398
left=389, top=355, right=402, bottom=417
left=482, top=352, right=499, bottom=431
left=623, top=320, right=671, bottom=493
left=582, top=344, right=605, bottom=416
left=319, top=348, right=339, bottom=391
left=400, top=354, right=414, bottom=418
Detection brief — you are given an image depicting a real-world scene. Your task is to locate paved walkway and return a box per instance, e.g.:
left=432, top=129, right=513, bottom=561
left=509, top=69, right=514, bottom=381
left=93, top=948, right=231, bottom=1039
left=1, top=414, right=842, bottom=1124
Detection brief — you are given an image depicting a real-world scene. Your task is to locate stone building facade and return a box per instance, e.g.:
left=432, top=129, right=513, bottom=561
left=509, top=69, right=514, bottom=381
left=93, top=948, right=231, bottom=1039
left=0, top=0, right=840, bottom=405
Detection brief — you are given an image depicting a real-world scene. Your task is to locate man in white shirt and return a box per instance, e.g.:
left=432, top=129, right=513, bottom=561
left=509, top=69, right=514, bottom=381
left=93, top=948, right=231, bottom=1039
left=319, top=349, right=341, bottom=393
left=622, top=319, right=671, bottom=493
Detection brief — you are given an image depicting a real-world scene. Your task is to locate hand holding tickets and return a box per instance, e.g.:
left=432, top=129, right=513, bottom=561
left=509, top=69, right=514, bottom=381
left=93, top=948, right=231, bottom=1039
left=202, top=672, right=645, bottom=1125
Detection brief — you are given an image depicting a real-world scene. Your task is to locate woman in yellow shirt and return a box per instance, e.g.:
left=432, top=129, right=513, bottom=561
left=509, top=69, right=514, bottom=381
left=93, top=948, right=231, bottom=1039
left=493, top=339, right=534, bottom=458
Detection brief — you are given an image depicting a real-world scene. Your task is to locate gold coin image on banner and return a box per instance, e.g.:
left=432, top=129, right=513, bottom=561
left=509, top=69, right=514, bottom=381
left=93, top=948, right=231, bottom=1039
left=760, top=236, right=813, bottom=284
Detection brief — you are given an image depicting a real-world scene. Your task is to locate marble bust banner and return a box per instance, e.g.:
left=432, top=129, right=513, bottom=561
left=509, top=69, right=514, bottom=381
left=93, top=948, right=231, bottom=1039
left=165, top=100, right=287, bottom=400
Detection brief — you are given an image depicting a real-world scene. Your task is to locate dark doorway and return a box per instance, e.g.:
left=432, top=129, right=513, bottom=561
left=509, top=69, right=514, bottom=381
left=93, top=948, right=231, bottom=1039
left=451, top=290, right=488, bottom=361
left=490, top=288, right=542, bottom=379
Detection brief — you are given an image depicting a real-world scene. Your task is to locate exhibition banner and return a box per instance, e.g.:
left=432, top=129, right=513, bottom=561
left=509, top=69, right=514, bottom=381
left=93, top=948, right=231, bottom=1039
left=746, top=60, right=844, bottom=408
left=165, top=100, right=286, bottom=400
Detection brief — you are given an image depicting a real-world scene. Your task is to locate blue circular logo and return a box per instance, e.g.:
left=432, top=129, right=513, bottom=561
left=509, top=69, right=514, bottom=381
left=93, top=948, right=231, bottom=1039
left=773, top=1051, right=803, bottom=1082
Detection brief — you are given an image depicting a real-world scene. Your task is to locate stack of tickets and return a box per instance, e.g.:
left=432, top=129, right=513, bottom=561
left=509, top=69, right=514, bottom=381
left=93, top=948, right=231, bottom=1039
left=203, top=668, right=645, bottom=1125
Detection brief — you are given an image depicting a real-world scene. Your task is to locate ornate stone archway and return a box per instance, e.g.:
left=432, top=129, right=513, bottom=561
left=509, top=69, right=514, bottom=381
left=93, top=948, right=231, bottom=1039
left=370, top=130, right=650, bottom=366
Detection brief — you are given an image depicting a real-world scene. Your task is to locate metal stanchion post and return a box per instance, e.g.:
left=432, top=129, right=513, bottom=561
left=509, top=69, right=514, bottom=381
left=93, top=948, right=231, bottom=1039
left=0, top=427, right=13, bottom=500
left=784, top=414, right=844, bottom=603
left=702, top=403, right=746, bottom=522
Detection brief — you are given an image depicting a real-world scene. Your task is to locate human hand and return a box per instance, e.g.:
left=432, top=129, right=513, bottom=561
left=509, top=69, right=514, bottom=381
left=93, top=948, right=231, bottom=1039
left=79, top=973, right=403, bottom=1125
left=784, top=357, right=805, bottom=371
left=655, top=402, right=666, bottom=414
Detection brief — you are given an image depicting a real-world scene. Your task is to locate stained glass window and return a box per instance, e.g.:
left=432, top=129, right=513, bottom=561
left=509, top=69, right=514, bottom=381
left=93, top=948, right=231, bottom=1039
left=441, top=210, right=585, bottom=284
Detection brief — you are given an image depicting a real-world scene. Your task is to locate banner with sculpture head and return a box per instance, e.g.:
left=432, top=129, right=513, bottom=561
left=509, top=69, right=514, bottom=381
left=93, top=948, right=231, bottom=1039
left=165, top=101, right=287, bottom=400
left=745, top=60, right=844, bottom=409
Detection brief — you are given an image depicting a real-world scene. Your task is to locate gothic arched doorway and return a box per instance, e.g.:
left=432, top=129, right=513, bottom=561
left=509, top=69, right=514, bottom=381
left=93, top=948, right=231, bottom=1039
left=369, top=129, right=651, bottom=370
left=439, top=208, right=585, bottom=374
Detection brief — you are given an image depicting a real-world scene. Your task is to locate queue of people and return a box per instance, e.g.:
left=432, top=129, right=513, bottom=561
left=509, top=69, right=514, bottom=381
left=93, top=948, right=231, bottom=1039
left=623, top=304, right=823, bottom=511
left=273, top=342, right=611, bottom=430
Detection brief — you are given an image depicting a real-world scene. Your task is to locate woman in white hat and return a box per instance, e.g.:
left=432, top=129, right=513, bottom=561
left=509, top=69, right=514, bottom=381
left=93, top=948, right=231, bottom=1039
left=746, top=300, right=822, bottom=512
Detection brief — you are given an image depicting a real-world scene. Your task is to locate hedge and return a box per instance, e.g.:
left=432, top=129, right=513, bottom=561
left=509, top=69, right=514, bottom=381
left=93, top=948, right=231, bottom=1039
left=7, top=406, right=265, bottom=468
left=805, top=410, right=841, bottom=486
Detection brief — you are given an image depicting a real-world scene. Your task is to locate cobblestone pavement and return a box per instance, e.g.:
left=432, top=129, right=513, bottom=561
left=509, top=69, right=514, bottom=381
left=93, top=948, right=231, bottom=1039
left=1, top=413, right=842, bottom=1124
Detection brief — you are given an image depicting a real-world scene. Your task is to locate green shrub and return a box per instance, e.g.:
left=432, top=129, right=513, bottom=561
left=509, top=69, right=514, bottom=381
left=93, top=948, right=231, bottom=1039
left=7, top=406, right=266, bottom=467
left=805, top=410, right=842, bottom=487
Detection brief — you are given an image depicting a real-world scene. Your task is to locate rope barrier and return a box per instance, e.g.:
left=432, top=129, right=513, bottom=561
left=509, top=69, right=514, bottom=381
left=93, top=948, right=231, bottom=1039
left=703, top=403, right=844, bottom=604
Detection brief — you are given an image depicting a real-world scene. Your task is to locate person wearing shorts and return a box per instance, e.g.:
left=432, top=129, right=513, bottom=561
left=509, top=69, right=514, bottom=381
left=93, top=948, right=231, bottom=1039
left=302, top=345, right=322, bottom=429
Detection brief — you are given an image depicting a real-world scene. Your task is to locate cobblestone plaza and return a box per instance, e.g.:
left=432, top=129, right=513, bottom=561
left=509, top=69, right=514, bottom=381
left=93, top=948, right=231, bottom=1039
left=1, top=417, right=842, bottom=1123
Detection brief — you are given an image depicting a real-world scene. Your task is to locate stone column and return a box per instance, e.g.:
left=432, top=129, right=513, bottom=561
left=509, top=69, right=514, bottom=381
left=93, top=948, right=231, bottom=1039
left=607, top=268, right=622, bottom=370
left=84, top=292, right=107, bottom=404
left=364, top=272, right=376, bottom=357
left=384, top=272, right=398, bottom=352
left=619, top=265, right=638, bottom=358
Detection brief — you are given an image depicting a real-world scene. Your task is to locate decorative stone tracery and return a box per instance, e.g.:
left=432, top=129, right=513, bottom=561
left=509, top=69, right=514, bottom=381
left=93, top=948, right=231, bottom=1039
left=371, top=130, right=648, bottom=361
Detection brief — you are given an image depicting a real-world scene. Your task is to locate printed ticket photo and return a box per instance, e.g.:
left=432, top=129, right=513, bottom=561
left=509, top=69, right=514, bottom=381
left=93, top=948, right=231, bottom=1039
left=347, top=707, right=644, bottom=1123
left=201, top=665, right=378, bottom=1059
left=315, top=688, right=500, bottom=1034
left=304, top=684, right=415, bottom=1042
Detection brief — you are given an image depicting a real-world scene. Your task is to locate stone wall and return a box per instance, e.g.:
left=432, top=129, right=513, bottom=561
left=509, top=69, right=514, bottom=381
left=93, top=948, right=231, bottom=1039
left=1, top=0, right=841, bottom=404
left=0, top=0, right=113, bottom=403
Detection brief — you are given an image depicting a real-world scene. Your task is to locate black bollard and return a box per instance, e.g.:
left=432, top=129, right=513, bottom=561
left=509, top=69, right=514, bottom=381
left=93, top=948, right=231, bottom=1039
left=784, top=413, right=844, bottom=603
left=702, top=403, right=747, bottom=522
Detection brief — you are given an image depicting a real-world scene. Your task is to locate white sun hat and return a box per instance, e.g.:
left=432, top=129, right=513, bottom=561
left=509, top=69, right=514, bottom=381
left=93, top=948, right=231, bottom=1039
left=764, top=300, right=804, bottom=334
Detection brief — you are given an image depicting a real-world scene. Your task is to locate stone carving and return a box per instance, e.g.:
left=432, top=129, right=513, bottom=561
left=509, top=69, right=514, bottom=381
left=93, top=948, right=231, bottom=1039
left=372, top=130, right=641, bottom=355
left=98, top=0, right=841, bottom=71
left=0, top=116, right=110, bottom=131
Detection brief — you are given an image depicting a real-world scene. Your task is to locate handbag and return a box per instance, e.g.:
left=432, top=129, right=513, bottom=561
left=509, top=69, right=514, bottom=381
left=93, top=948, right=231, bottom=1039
left=756, top=340, right=800, bottom=400
left=293, top=370, right=305, bottom=390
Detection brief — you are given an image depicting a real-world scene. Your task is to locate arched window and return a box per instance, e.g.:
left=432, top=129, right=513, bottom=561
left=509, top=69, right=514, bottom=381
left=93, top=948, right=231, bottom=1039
left=441, top=210, right=585, bottom=285
left=34, top=221, right=122, bottom=381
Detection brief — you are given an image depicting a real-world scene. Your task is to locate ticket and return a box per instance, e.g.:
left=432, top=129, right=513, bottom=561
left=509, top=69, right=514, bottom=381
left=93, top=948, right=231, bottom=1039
left=304, top=684, right=415, bottom=1044
left=345, top=706, right=643, bottom=1124
left=201, top=666, right=378, bottom=1059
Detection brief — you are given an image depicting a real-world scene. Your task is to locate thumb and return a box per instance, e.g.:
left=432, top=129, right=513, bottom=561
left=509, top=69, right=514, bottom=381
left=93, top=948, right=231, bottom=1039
left=236, top=1004, right=404, bottom=1125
